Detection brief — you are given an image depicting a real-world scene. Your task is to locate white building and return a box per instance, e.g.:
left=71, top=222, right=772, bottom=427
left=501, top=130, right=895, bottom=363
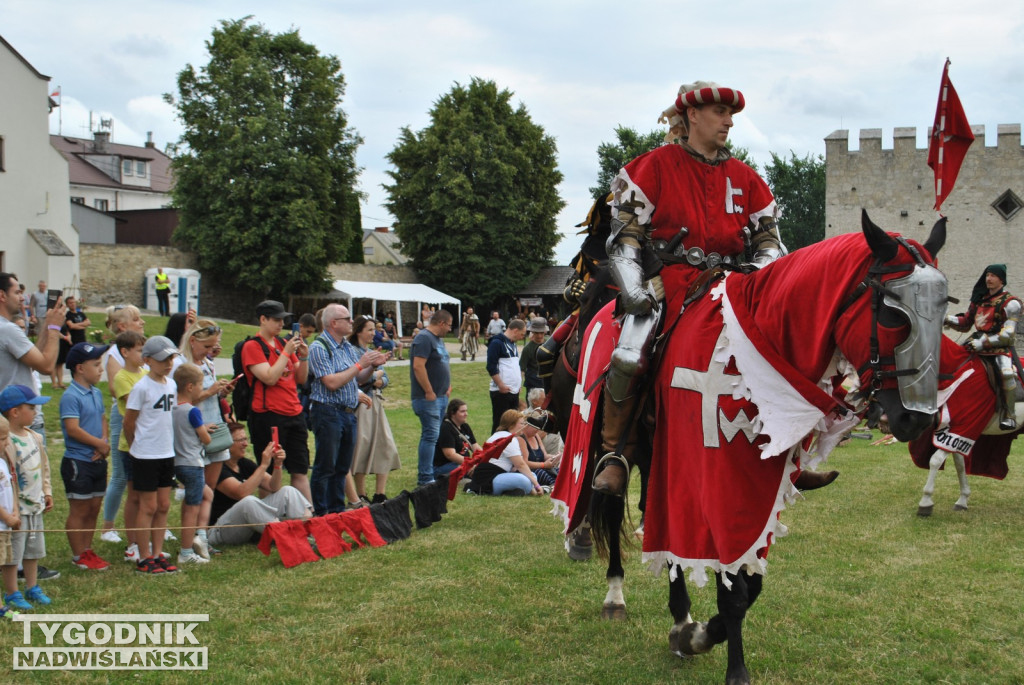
left=51, top=132, right=173, bottom=212
left=0, top=35, right=77, bottom=292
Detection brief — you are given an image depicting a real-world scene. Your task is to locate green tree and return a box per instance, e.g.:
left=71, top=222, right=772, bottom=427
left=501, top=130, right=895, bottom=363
left=166, top=17, right=363, bottom=297
left=764, top=151, right=826, bottom=250
left=384, top=78, right=564, bottom=305
left=591, top=126, right=666, bottom=199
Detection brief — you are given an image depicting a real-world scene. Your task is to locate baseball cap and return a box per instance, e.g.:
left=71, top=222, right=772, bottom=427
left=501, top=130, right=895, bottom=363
left=0, top=384, right=52, bottom=413
left=141, top=335, right=179, bottom=361
left=65, top=342, right=111, bottom=370
left=255, top=300, right=292, bottom=320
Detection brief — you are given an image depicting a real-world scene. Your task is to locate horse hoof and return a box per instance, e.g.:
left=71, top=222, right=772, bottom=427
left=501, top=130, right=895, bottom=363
left=601, top=603, right=626, bottom=620
left=669, top=621, right=713, bottom=656
left=953, top=504, right=968, bottom=512
left=917, top=505, right=933, bottom=517
left=726, top=668, right=752, bottom=685
left=567, top=543, right=592, bottom=562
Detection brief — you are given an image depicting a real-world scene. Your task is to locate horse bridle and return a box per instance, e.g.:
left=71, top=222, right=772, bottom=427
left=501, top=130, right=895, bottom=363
left=840, top=237, right=942, bottom=405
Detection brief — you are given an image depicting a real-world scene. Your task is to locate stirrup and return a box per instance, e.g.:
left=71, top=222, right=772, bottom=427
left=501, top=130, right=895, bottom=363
left=592, top=452, right=630, bottom=496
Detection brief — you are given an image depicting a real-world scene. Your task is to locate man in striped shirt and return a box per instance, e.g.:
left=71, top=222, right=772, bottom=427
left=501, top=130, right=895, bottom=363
left=307, top=304, right=386, bottom=515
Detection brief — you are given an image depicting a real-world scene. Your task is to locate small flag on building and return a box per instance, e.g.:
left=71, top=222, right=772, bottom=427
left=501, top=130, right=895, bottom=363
left=927, top=59, right=973, bottom=212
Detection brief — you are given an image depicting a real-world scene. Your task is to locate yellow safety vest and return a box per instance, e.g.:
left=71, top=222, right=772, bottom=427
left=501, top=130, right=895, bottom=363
left=155, top=273, right=170, bottom=291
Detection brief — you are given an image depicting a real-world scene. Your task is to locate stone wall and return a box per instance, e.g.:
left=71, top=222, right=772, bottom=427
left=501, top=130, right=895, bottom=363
left=80, top=244, right=427, bottom=325
left=824, top=124, right=1024, bottom=299
left=80, top=244, right=263, bottom=322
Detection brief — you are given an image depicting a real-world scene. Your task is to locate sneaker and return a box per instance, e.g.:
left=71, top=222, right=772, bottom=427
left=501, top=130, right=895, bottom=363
left=24, top=586, right=51, bottom=606
left=358, top=494, right=372, bottom=506
left=155, top=556, right=179, bottom=574
left=177, top=551, right=209, bottom=565
left=208, top=545, right=222, bottom=556
left=192, top=537, right=210, bottom=560
left=100, top=530, right=122, bottom=543
left=0, top=606, right=21, bottom=621
left=5, top=591, right=33, bottom=611
left=17, top=566, right=60, bottom=582
left=135, top=558, right=165, bottom=575
left=37, top=566, right=60, bottom=581
left=73, top=550, right=110, bottom=571
left=371, top=493, right=387, bottom=505
left=124, top=543, right=141, bottom=563
left=164, top=529, right=177, bottom=541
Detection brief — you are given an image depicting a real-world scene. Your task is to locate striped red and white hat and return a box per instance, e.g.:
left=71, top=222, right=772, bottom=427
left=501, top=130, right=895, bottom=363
left=674, top=82, right=745, bottom=113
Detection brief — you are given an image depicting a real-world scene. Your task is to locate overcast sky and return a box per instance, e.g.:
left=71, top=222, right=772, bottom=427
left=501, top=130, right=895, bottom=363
left=5, top=1, right=1022, bottom=263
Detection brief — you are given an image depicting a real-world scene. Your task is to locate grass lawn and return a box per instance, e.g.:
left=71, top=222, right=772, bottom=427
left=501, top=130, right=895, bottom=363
left=2, top=360, right=1023, bottom=684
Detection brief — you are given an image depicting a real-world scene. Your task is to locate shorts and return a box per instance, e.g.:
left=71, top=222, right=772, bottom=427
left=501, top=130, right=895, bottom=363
left=131, top=456, right=175, bottom=492
left=12, top=513, right=46, bottom=562
left=248, top=411, right=310, bottom=475
left=174, top=465, right=205, bottom=506
left=203, top=447, right=230, bottom=466
left=0, top=531, right=11, bottom=566
left=61, top=457, right=108, bottom=500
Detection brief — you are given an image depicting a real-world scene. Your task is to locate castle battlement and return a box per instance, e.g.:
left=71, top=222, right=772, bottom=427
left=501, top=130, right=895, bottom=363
left=824, top=124, right=1024, bottom=300
left=825, top=125, right=1022, bottom=154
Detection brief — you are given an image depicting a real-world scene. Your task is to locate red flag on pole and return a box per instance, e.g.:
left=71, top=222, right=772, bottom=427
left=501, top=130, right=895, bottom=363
left=927, top=59, right=974, bottom=211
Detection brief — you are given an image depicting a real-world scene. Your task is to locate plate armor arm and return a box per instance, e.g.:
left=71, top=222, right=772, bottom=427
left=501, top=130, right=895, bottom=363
left=745, top=216, right=785, bottom=269
left=944, top=305, right=976, bottom=331
left=607, top=196, right=658, bottom=315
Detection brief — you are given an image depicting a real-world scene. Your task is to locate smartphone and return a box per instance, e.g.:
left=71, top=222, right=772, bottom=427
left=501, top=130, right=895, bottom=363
left=291, top=323, right=300, bottom=337
left=46, top=289, right=61, bottom=310
left=271, top=426, right=280, bottom=451
left=232, top=373, right=244, bottom=383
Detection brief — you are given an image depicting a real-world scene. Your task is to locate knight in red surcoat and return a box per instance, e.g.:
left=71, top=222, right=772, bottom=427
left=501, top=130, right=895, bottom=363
left=594, top=81, right=786, bottom=495
left=945, top=263, right=1022, bottom=430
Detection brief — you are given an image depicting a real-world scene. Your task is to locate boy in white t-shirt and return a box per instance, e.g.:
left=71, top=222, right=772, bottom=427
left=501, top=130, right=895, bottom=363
left=122, top=336, right=179, bottom=575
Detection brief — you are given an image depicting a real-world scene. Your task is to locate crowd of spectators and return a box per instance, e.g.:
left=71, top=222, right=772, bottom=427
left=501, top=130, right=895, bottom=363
left=0, top=272, right=564, bottom=612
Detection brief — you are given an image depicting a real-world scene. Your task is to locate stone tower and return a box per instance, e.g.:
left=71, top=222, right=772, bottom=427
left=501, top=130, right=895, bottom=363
left=825, top=125, right=1024, bottom=301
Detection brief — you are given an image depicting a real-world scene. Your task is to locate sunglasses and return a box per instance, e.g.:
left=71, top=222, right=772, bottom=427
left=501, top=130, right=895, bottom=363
left=192, top=325, right=222, bottom=337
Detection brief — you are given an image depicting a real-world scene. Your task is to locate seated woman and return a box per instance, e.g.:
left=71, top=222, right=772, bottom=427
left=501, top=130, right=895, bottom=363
left=208, top=423, right=314, bottom=546
left=466, top=409, right=543, bottom=496
left=433, top=399, right=481, bottom=479
left=522, top=409, right=560, bottom=487
left=372, top=322, right=404, bottom=361
left=526, top=388, right=564, bottom=457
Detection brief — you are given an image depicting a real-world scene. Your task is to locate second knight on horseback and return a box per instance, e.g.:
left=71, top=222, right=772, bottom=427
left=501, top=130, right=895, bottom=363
left=945, top=264, right=1022, bottom=431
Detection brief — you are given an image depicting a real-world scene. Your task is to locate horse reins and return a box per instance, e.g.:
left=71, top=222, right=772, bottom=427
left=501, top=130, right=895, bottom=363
left=840, top=236, right=929, bottom=397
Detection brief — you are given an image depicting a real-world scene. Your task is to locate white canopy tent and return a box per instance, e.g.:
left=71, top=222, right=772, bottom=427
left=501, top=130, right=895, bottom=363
left=328, top=279, right=461, bottom=337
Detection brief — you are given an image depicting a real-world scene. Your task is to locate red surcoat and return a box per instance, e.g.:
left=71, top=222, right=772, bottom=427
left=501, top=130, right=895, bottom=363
left=615, top=144, right=777, bottom=325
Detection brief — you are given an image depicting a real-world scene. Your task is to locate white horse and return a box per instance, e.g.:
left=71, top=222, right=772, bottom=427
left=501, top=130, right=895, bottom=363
left=915, top=335, right=1021, bottom=516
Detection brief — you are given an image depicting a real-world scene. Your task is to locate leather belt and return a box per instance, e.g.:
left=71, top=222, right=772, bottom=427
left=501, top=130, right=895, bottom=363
left=311, top=401, right=356, bottom=413
left=652, top=241, right=736, bottom=271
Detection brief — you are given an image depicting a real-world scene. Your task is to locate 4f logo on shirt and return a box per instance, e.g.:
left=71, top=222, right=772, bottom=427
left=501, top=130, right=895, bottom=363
left=725, top=177, right=744, bottom=214
left=152, top=394, right=175, bottom=412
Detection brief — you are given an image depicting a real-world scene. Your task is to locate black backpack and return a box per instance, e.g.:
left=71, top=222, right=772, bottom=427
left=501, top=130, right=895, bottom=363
left=231, top=336, right=275, bottom=422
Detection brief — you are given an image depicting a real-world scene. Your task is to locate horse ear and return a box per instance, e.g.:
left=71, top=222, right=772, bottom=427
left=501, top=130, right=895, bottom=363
left=922, top=217, right=947, bottom=259
left=861, top=209, right=898, bottom=262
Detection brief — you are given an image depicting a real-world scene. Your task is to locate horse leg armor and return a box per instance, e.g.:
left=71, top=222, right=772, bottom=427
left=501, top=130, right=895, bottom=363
left=594, top=309, right=659, bottom=496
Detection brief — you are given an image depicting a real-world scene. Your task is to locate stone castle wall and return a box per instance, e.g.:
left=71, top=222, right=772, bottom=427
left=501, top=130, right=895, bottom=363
left=825, top=124, right=1024, bottom=300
